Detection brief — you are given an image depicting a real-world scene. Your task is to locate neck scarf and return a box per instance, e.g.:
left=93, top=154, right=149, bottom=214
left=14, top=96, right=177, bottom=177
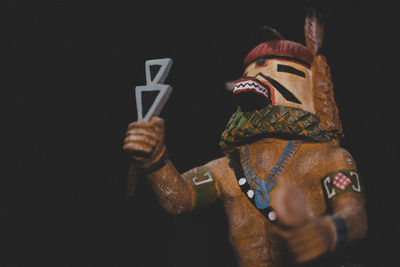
left=219, top=105, right=339, bottom=153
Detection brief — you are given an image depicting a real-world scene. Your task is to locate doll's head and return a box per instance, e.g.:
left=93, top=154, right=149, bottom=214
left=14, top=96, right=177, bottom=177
left=232, top=19, right=342, bottom=134
left=234, top=40, right=314, bottom=112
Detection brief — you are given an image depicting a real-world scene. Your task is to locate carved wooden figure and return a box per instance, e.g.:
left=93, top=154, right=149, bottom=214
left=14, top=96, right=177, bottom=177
left=123, top=10, right=367, bottom=266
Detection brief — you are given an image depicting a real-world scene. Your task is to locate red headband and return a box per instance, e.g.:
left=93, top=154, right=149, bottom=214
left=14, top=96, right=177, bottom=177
left=244, top=40, right=314, bottom=65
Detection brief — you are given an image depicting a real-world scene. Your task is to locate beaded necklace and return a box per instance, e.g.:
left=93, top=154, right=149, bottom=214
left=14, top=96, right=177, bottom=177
left=235, top=140, right=302, bottom=222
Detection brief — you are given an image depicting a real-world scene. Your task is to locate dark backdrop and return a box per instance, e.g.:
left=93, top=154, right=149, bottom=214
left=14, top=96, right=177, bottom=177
left=3, top=0, right=399, bottom=266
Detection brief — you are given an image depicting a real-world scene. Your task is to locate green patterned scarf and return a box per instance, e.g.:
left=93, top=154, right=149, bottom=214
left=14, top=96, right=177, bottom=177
left=219, top=105, right=339, bottom=153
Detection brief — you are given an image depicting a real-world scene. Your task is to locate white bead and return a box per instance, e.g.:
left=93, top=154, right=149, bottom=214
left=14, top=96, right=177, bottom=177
left=268, top=211, right=276, bottom=221
left=247, top=190, right=254, bottom=198
left=238, top=178, right=246, bottom=186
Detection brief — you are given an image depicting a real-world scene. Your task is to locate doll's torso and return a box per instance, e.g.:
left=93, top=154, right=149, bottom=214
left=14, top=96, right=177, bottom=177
left=216, top=138, right=340, bottom=266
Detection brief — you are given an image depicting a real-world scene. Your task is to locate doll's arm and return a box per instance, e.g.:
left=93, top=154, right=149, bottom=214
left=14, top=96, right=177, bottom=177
left=319, top=147, right=367, bottom=247
left=275, top=148, right=367, bottom=263
left=142, top=159, right=223, bottom=214
left=123, top=117, right=221, bottom=214
left=321, top=171, right=367, bottom=248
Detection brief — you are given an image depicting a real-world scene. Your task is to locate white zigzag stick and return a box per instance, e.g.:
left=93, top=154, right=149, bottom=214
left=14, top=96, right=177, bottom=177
left=135, top=58, right=173, bottom=121
left=127, top=58, right=173, bottom=200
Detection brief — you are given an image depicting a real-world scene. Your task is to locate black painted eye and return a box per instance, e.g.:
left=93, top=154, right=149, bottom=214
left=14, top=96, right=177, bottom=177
left=256, top=58, right=266, bottom=66
left=277, top=64, right=306, bottom=77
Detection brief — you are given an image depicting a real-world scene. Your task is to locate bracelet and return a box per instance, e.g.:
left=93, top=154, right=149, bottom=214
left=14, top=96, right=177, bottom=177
left=331, top=216, right=349, bottom=247
left=141, top=149, right=169, bottom=174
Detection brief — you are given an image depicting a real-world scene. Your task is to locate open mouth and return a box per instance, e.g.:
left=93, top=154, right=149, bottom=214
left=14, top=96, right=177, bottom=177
left=232, top=77, right=270, bottom=101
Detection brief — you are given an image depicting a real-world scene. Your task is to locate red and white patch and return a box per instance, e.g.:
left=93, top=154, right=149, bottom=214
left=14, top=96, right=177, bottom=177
left=232, top=77, right=269, bottom=101
left=333, top=172, right=352, bottom=191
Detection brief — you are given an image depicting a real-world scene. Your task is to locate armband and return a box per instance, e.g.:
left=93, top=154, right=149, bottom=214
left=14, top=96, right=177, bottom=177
left=182, top=166, right=218, bottom=209
left=321, top=169, right=365, bottom=201
left=141, top=149, right=169, bottom=174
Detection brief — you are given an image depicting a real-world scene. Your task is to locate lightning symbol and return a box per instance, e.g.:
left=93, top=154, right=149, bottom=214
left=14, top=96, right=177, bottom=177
left=135, top=58, right=173, bottom=121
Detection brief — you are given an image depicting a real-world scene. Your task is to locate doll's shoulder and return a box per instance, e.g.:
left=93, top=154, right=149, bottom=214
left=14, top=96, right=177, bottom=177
left=299, top=141, right=357, bottom=171
left=325, top=145, right=357, bottom=171
left=296, top=141, right=358, bottom=185
left=203, top=156, right=245, bottom=198
left=204, top=156, right=235, bottom=182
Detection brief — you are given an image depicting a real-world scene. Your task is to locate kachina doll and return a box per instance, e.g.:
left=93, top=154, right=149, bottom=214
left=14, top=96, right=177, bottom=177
left=123, top=10, right=367, bottom=267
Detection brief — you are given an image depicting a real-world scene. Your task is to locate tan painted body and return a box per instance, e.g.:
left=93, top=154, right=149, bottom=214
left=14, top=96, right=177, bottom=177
left=128, top=134, right=367, bottom=266
left=211, top=138, right=366, bottom=266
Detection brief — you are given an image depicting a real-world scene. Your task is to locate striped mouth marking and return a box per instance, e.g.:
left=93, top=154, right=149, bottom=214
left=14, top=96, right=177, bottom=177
left=233, top=77, right=270, bottom=101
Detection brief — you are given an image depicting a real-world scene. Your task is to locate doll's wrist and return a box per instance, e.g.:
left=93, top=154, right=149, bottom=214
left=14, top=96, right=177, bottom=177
left=141, top=146, right=168, bottom=174
left=326, top=215, right=349, bottom=250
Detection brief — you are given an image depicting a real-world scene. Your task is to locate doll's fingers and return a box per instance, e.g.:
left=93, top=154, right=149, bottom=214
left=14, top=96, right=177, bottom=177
left=272, top=226, right=324, bottom=263
left=123, top=140, right=154, bottom=151
left=294, top=249, right=323, bottom=263
left=290, top=232, right=329, bottom=255
left=125, top=128, right=160, bottom=140
left=131, top=155, right=146, bottom=164
left=124, top=132, right=158, bottom=144
left=127, top=117, right=165, bottom=131
left=289, top=231, right=322, bottom=252
left=288, top=229, right=330, bottom=263
left=123, top=141, right=153, bottom=154
left=269, top=224, right=291, bottom=240
left=127, top=119, right=163, bottom=132
left=149, top=116, right=164, bottom=126
left=287, top=227, right=322, bottom=248
left=127, top=120, right=153, bottom=130
left=289, top=219, right=325, bottom=238
left=291, top=237, right=328, bottom=263
left=147, top=116, right=164, bottom=130
left=124, top=133, right=158, bottom=147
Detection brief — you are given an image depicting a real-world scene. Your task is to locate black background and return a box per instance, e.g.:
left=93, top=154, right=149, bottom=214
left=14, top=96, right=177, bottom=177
left=3, top=0, right=399, bottom=266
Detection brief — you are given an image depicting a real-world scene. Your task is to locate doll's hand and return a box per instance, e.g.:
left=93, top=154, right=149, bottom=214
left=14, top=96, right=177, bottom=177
left=275, top=217, right=335, bottom=263
left=123, top=117, right=166, bottom=168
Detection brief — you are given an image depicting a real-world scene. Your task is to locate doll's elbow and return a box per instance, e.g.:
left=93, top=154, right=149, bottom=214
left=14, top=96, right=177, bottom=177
left=159, top=196, right=190, bottom=215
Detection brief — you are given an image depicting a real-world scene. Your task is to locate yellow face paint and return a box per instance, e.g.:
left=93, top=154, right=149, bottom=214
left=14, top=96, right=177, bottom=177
left=237, top=57, right=314, bottom=113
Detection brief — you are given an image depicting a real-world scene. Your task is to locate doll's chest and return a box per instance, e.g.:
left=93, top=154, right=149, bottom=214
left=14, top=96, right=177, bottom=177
left=233, top=140, right=328, bottom=217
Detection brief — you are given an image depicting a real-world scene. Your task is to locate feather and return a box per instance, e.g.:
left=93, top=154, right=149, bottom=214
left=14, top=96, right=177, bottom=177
left=304, top=7, right=324, bottom=53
